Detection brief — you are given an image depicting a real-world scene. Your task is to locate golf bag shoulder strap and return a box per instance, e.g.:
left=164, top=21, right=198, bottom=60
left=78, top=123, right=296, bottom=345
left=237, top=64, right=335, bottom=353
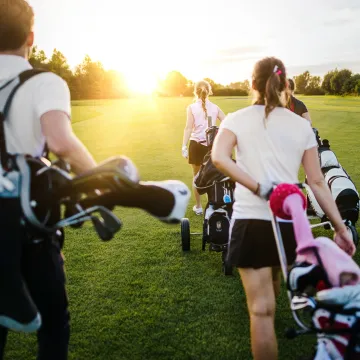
left=0, top=69, right=49, bottom=169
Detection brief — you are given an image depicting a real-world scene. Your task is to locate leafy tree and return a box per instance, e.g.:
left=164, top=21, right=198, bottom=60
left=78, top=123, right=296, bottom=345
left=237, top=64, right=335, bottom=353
left=304, top=76, right=325, bottom=95
left=48, top=49, right=73, bottom=84
left=204, top=78, right=223, bottom=92
left=342, top=74, right=360, bottom=94
left=160, top=71, right=188, bottom=96
left=74, top=55, right=107, bottom=99
left=321, top=70, right=337, bottom=94
left=355, top=80, right=360, bottom=96
left=29, top=46, right=48, bottom=69
left=330, top=69, right=352, bottom=95
left=294, top=71, right=311, bottom=94
left=228, top=80, right=250, bottom=93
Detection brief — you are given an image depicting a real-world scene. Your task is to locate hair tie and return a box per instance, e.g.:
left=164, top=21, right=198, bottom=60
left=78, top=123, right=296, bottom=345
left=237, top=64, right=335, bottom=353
left=273, top=65, right=282, bottom=75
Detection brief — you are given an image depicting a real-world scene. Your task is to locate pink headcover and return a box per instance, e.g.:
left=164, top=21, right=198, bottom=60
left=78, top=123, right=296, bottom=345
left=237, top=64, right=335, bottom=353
left=270, top=184, right=360, bottom=287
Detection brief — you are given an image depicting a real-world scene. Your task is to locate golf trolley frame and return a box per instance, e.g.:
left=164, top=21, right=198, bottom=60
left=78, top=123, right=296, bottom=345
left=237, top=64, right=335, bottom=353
left=180, top=202, right=233, bottom=276
left=270, top=183, right=360, bottom=359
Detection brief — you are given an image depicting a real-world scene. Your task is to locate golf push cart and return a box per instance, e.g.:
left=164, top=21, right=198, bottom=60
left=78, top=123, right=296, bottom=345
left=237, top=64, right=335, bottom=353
left=180, top=117, right=235, bottom=276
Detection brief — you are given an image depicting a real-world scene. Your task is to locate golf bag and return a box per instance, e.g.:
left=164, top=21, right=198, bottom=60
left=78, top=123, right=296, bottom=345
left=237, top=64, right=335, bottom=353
left=194, top=124, right=235, bottom=250
left=306, top=131, right=359, bottom=231
left=269, top=184, right=360, bottom=360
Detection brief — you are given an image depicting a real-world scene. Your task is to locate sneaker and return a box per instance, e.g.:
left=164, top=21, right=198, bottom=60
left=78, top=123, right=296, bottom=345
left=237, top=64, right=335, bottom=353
left=145, top=180, right=191, bottom=224
left=193, top=205, right=203, bottom=215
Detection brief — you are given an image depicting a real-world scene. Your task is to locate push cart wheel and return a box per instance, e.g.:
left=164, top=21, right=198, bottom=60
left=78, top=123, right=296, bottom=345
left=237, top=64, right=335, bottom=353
left=202, top=235, right=208, bottom=251
left=181, top=218, right=191, bottom=251
left=346, top=224, right=359, bottom=248
left=222, top=251, right=233, bottom=276
left=202, top=220, right=208, bottom=251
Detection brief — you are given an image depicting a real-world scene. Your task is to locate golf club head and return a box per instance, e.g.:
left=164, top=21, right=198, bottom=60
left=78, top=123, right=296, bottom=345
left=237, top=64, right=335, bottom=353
left=91, top=216, right=115, bottom=241
left=98, top=208, right=122, bottom=233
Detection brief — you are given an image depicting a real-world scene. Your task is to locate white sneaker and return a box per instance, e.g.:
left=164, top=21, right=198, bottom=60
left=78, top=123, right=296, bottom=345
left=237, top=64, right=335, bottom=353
left=193, top=205, right=203, bottom=215
left=145, top=180, right=191, bottom=224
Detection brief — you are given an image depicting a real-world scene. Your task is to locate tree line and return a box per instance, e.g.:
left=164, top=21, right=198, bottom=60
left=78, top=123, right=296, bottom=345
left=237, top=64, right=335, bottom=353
left=294, top=70, right=360, bottom=96
left=29, top=47, right=360, bottom=100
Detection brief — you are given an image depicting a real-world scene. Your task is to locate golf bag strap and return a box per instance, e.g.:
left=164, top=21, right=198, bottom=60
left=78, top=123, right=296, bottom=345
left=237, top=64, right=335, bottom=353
left=328, top=175, right=351, bottom=188
left=0, top=69, right=49, bottom=169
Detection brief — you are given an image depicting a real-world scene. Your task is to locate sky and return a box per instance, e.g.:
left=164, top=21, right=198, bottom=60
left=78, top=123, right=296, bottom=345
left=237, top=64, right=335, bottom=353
left=28, top=0, right=360, bottom=89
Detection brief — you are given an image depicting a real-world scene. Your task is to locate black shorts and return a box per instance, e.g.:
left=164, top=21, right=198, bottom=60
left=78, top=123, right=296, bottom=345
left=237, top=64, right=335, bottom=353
left=188, top=140, right=208, bottom=166
left=227, top=219, right=297, bottom=269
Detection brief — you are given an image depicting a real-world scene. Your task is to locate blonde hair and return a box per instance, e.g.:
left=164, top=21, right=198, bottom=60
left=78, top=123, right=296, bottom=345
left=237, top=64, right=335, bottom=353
left=194, top=80, right=212, bottom=120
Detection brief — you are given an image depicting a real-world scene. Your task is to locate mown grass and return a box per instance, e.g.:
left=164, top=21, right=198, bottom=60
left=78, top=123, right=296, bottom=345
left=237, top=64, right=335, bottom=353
left=4, top=96, right=360, bottom=360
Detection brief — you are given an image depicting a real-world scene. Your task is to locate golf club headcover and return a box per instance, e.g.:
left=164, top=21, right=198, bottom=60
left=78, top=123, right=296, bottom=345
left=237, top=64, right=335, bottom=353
left=269, top=183, right=306, bottom=220
left=288, top=261, right=329, bottom=293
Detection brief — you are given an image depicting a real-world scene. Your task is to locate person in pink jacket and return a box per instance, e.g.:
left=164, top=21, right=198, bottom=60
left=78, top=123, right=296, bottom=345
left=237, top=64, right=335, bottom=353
left=182, top=80, right=225, bottom=215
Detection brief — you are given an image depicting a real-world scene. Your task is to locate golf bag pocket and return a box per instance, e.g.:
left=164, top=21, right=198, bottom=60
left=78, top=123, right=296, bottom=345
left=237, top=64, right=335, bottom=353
left=207, top=208, right=230, bottom=246
left=208, top=180, right=235, bottom=206
left=325, top=168, right=359, bottom=223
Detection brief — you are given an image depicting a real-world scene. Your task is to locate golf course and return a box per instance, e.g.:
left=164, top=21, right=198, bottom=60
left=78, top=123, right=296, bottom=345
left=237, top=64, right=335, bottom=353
left=5, top=96, right=360, bottom=360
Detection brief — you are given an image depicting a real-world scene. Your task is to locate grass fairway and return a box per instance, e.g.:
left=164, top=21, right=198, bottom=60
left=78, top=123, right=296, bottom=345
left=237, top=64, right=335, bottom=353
left=5, top=96, right=360, bottom=360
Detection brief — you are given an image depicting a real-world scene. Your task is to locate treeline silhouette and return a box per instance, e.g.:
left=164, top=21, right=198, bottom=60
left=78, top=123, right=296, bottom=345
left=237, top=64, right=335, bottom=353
left=30, top=47, right=360, bottom=100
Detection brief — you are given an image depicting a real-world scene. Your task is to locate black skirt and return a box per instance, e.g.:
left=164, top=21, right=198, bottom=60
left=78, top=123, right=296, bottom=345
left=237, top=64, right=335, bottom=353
left=227, top=219, right=297, bottom=269
left=188, top=140, right=208, bottom=166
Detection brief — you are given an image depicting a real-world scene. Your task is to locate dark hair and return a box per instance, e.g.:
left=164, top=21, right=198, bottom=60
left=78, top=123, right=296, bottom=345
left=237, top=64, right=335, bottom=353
left=253, top=57, right=288, bottom=118
left=288, top=78, right=295, bottom=91
left=0, top=0, right=34, bottom=51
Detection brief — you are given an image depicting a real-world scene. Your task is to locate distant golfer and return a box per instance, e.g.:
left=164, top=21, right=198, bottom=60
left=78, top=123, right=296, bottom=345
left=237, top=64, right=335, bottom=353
left=182, top=80, right=225, bottom=215
left=287, top=78, right=312, bottom=123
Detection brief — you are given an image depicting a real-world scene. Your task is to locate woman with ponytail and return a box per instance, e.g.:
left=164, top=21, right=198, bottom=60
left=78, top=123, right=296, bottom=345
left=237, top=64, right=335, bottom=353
left=211, top=57, right=354, bottom=360
left=182, top=80, right=225, bottom=215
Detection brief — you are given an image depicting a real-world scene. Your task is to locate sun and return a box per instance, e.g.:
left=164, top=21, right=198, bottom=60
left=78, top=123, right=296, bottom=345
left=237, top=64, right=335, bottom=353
left=124, top=71, right=159, bottom=95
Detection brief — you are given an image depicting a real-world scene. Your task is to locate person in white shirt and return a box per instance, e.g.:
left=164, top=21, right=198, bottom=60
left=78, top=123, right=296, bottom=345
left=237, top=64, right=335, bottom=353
left=211, top=56, right=354, bottom=360
left=0, top=1, right=190, bottom=359
left=182, top=80, right=225, bottom=215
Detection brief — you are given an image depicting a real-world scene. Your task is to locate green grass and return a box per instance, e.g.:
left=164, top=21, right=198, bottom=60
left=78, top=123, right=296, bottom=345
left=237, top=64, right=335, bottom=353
left=5, top=96, right=360, bottom=359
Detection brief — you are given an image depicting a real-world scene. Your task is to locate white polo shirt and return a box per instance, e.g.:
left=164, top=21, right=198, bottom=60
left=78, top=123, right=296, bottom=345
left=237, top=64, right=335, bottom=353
left=220, top=105, right=318, bottom=221
left=0, top=55, right=71, bottom=157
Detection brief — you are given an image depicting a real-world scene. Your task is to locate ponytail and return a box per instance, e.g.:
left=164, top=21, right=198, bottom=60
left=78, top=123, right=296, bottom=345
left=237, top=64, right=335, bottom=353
left=200, top=89, right=208, bottom=120
left=253, top=57, right=287, bottom=119
left=265, top=71, right=282, bottom=118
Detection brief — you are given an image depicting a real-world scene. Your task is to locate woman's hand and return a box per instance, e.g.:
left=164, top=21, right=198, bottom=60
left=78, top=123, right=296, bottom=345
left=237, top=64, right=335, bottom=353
left=334, top=226, right=356, bottom=257
left=182, top=146, right=188, bottom=159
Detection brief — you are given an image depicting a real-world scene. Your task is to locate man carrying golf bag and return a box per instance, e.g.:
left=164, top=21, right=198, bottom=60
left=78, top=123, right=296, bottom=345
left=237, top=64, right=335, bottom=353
left=0, top=1, right=99, bottom=358
left=0, top=1, right=190, bottom=358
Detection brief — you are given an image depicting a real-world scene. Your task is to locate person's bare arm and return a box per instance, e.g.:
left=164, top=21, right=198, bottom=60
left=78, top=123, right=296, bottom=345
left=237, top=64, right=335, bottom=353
left=41, top=111, right=97, bottom=174
left=302, top=112, right=312, bottom=124
left=302, top=147, right=354, bottom=255
left=218, top=108, right=226, bottom=122
left=212, top=128, right=258, bottom=192
left=182, top=106, right=194, bottom=147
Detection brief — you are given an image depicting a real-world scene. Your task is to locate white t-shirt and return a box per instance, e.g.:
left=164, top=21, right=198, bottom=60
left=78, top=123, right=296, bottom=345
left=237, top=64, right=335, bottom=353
left=189, top=99, right=220, bottom=143
left=0, top=55, right=71, bottom=157
left=220, top=105, right=318, bottom=221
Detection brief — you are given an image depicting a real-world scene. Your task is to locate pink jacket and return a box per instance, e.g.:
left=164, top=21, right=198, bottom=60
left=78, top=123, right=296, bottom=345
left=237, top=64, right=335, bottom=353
left=284, top=194, right=360, bottom=287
